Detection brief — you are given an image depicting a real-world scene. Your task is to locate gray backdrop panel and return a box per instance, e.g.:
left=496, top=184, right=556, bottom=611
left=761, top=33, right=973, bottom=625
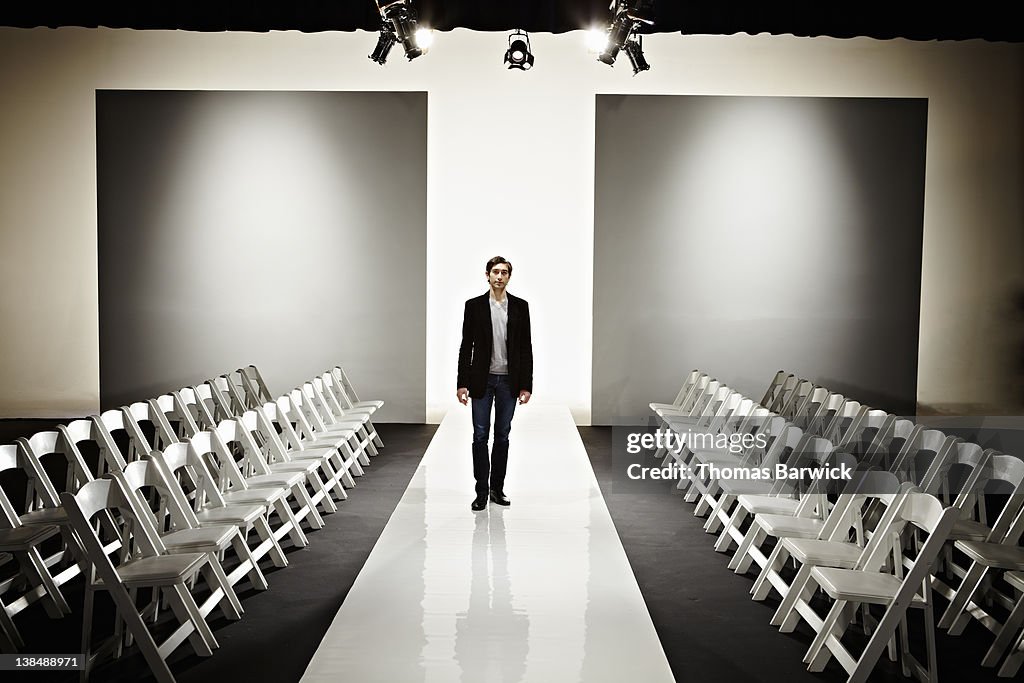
left=98, top=90, right=427, bottom=421
left=593, top=95, right=927, bottom=423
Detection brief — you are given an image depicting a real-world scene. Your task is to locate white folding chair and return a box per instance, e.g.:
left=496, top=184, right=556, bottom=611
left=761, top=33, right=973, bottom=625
left=116, top=459, right=263, bottom=601
left=798, top=493, right=960, bottom=683
left=61, top=477, right=234, bottom=682
left=187, top=431, right=309, bottom=550
left=212, top=418, right=327, bottom=530
left=0, top=443, right=69, bottom=651
left=151, top=443, right=288, bottom=570
left=259, top=400, right=356, bottom=497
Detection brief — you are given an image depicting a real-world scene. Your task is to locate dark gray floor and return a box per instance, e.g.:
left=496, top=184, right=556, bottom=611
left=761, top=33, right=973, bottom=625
left=4, top=423, right=436, bottom=683
left=3, top=421, right=1015, bottom=682
left=579, top=425, right=1015, bottom=683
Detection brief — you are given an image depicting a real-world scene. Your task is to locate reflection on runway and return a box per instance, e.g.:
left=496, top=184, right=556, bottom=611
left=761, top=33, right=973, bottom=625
left=301, top=405, right=675, bottom=683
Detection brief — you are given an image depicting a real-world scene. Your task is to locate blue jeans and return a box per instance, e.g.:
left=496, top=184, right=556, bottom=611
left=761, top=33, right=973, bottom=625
left=471, top=374, right=517, bottom=495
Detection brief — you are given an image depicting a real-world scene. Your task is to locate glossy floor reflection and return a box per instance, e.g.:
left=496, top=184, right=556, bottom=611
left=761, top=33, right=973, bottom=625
left=301, top=406, right=675, bottom=683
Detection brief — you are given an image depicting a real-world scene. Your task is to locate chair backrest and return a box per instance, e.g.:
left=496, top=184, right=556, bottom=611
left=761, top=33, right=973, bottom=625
left=59, top=478, right=162, bottom=569
left=796, top=388, right=835, bottom=430
left=825, top=400, right=870, bottom=446
left=118, top=458, right=203, bottom=531
left=331, top=365, right=363, bottom=405
left=203, top=378, right=242, bottom=421
left=891, top=430, right=958, bottom=491
left=678, top=374, right=712, bottom=414
left=243, top=365, right=275, bottom=405
left=153, top=441, right=229, bottom=511
left=16, top=430, right=94, bottom=508
left=188, top=428, right=251, bottom=495
left=758, top=370, right=790, bottom=409
left=188, top=384, right=223, bottom=427
left=779, top=379, right=817, bottom=422
left=215, top=416, right=273, bottom=480
left=0, top=443, right=24, bottom=526
left=767, top=374, right=800, bottom=414
left=959, top=452, right=1024, bottom=542
left=669, top=369, right=704, bottom=408
left=896, top=493, right=962, bottom=578
left=217, top=375, right=250, bottom=415
left=303, top=381, right=340, bottom=424
left=60, top=418, right=117, bottom=479
left=806, top=392, right=847, bottom=436
left=288, top=389, right=329, bottom=436
left=924, top=441, right=990, bottom=506
left=150, top=394, right=199, bottom=441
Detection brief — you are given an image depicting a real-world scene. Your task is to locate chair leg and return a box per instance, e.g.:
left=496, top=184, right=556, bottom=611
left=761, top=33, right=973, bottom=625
left=751, top=544, right=786, bottom=601
left=202, top=559, right=242, bottom=620
left=274, top=498, right=308, bottom=548
left=253, top=516, right=288, bottom=568
left=775, top=564, right=815, bottom=631
left=805, top=599, right=850, bottom=669
left=24, top=547, right=70, bottom=616
left=165, top=584, right=217, bottom=656
left=716, top=507, right=746, bottom=553
left=941, top=562, right=989, bottom=634
left=230, top=533, right=268, bottom=591
left=998, top=634, right=1024, bottom=677
left=0, top=599, right=24, bottom=651
left=294, top=484, right=324, bottom=530
left=982, top=591, right=1024, bottom=667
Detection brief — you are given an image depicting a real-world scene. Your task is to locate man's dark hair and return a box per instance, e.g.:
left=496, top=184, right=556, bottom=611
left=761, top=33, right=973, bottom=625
left=486, top=256, right=512, bottom=275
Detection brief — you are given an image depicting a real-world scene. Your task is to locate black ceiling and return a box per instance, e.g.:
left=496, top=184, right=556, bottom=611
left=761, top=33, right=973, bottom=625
left=2, top=2, right=1021, bottom=43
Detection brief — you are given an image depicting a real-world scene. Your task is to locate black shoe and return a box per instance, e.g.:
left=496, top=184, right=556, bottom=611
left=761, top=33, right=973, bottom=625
left=471, top=494, right=488, bottom=511
left=488, top=490, right=510, bottom=506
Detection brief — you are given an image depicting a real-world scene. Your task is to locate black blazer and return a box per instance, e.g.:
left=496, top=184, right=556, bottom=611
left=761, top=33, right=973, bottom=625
left=457, top=293, right=533, bottom=399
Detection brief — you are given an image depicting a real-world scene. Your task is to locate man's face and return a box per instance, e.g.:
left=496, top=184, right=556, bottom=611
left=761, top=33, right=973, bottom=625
left=487, top=263, right=511, bottom=290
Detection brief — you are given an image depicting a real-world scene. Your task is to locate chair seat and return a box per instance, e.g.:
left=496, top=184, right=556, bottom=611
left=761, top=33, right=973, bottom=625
left=244, top=471, right=305, bottom=489
left=1006, top=571, right=1024, bottom=592
left=161, top=526, right=238, bottom=553
left=690, top=449, right=743, bottom=466
left=268, top=460, right=321, bottom=475
left=954, top=540, right=1024, bottom=570
left=0, top=524, right=61, bottom=551
left=947, top=518, right=992, bottom=542
left=755, top=514, right=824, bottom=539
left=284, top=447, right=337, bottom=462
left=352, top=400, right=383, bottom=411
left=326, top=416, right=368, bottom=428
left=196, top=504, right=266, bottom=527
left=782, top=538, right=862, bottom=569
left=116, top=552, right=208, bottom=588
left=812, top=567, right=927, bottom=606
left=20, top=507, right=68, bottom=526
left=649, top=402, right=679, bottom=414
left=221, top=487, right=288, bottom=506
left=716, top=479, right=776, bottom=496
left=342, top=406, right=376, bottom=416
left=737, top=495, right=800, bottom=516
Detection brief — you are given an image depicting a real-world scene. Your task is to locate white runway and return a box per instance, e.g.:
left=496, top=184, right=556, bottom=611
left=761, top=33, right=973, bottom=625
left=300, top=405, right=675, bottom=683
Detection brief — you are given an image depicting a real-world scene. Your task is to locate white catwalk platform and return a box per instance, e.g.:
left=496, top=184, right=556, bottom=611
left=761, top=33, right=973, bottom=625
left=301, top=405, right=675, bottom=683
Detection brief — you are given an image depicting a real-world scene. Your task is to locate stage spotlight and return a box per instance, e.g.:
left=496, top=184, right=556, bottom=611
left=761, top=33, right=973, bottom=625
left=622, top=36, right=650, bottom=75
left=370, top=0, right=431, bottom=64
left=595, top=0, right=654, bottom=71
left=585, top=27, right=609, bottom=54
left=504, top=30, right=535, bottom=70
left=369, top=23, right=397, bottom=65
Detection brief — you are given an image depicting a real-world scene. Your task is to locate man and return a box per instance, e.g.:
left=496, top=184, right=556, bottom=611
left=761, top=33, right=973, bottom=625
left=457, top=256, right=533, bottom=512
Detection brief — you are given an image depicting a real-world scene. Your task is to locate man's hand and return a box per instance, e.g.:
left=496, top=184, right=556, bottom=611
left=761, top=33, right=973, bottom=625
left=457, top=388, right=469, bottom=405
left=518, top=391, right=531, bottom=405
